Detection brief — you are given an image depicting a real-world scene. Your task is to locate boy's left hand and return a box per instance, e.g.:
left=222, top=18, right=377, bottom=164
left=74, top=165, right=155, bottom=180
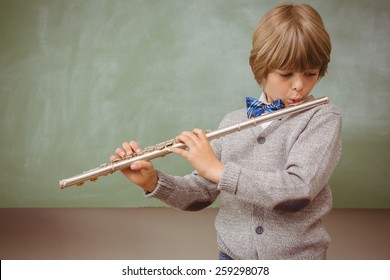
left=170, top=128, right=224, bottom=183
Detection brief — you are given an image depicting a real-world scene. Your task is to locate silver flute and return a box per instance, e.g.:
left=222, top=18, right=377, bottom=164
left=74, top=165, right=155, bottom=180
left=59, top=96, right=329, bottom=189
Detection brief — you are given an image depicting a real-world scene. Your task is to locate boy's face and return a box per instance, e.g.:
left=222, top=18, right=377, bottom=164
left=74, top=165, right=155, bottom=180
left=262, top=69, right=320, bottom=107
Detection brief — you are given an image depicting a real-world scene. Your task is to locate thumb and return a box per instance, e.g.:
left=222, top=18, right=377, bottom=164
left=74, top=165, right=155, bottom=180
left=131, top=161, right=153, bottom=172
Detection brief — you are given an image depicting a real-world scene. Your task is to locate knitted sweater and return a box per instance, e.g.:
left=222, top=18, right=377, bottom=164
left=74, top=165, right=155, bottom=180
left=146, top=100, right=342, bottom=259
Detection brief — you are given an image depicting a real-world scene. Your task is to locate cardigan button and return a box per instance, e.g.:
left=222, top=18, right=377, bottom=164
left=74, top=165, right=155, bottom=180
left=257, top=136, right=266, bottom=144
left=255, top=226, right=264, bottom=234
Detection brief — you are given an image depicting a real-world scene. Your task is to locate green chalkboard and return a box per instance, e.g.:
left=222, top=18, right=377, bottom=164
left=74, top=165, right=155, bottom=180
left=0, top=0, right=389, bottom=208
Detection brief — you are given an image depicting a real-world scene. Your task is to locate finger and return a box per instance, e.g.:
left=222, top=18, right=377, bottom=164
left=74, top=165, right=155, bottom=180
left=129, top=140, right=142, bottom=154
left=130, top=160, right=153, bottom=171
left=115, top=147, right=126, bottom=158
left=192, top=128, right=208, bottom=142
left=110, top=155, right=119, bottom=162
left=122, top=141, right=134, bottom=156
left=176, top=135, right=194, bottom=150
left=170, top=146, right=189, bottom=158
left=179, top=131, right=199, bottom=148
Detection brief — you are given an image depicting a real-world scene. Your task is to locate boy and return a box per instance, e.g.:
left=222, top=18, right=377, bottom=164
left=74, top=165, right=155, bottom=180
left=111, top=3, right=341, bottom=259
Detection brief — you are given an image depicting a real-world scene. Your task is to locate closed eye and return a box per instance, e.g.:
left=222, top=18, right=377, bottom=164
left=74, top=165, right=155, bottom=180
left=279, top=72, right=292, bottom=77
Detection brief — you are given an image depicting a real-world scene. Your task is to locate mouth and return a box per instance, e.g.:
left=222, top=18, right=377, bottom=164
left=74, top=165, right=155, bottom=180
left=287, top=98, right=304, bottom=105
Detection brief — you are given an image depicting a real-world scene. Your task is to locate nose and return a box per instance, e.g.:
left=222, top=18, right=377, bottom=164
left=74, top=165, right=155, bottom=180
left=292, top=74, right=304, bottom=91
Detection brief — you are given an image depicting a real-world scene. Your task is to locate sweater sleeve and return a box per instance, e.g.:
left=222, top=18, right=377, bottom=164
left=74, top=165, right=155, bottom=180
left=217, top=105, right=342, bottom=212
left=145, top=138, right=222, bottom=211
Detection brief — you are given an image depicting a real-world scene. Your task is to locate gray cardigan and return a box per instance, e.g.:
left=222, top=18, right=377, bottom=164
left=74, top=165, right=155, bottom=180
left=146, top=100, right=342, bottom=259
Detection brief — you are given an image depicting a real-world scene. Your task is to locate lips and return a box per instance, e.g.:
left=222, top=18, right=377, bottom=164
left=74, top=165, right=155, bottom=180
left=288, top=98, right=304, bottom=104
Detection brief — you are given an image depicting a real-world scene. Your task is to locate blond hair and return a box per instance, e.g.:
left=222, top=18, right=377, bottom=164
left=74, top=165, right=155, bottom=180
left=249, top=3, right=331, bottom=86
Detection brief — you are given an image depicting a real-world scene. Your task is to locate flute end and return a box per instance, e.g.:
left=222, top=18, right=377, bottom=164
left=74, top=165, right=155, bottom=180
left=59, top=180, right=67, bottom=189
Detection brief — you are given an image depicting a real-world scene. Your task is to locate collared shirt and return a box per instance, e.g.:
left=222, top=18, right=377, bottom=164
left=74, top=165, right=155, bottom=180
left=258, top=92, right=273, bottom=131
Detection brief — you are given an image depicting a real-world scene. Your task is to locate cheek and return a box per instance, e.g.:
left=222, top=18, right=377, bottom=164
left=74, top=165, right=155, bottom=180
left=264, top=77, right=279, bottom=90
left=268, top=80, right=288, bottom=94
left=306, top=80, right=318, bottom=92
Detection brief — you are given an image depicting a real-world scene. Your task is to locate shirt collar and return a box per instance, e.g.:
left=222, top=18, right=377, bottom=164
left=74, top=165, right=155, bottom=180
left=259, top=92, right=269, bottom=104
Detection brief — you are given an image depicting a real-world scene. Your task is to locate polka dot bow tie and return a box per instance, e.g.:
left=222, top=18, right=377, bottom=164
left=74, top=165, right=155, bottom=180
left=245, top=97, right=284, bottom=118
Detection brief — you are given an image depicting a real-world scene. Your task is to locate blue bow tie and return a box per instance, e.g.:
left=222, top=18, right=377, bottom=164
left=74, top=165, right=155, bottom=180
left=246, top=97, right=284, bottom=118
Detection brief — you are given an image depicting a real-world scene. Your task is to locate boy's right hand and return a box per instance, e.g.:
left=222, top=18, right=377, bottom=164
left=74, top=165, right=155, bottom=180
left=110, top=141, right=158, bottom=193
